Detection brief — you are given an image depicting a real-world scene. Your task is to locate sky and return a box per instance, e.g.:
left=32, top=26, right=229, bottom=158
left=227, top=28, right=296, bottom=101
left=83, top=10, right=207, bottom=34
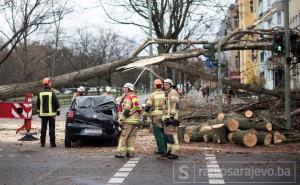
left=0, top=0, right=236, bottom=46
left=61, top=0, right=236, bottom=42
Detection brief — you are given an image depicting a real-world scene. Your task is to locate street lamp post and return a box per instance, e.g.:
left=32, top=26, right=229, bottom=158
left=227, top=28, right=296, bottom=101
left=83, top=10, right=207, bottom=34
left=283, top=0, right=291, bottom=129
left=148, top=0, right=154, bottom=93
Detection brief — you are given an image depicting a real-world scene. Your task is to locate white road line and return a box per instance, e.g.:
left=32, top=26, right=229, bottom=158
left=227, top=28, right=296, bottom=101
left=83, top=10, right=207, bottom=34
left=204, top=154, right=225, bottom=184
left=114, top=172, right=130, bottom=177
left=0, top=155, right=2, bottom=157
left=123, top=163, right=136, bottom=168
left=126, top=161, right=139, bottom=164
left=118, top=167, right=133, bottom=172
left=209, top=179, right=225, bottom=184
left=0, top=149, right=3, bottom=151
left=108, top=178, right=125, bottom=184
left=107, top=157, right=140, bottom=184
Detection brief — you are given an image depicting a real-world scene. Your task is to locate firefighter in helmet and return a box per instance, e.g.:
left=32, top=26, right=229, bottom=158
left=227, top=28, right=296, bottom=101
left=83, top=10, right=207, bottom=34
left=115, top=83, right=141, bottom=158
left=144, top=79, right=167, bottom=156
left=72, top=86, right=85, bottom=101
left=37, top=77, right=60, bottom=147
left=162, top=79, right=180, bottom=159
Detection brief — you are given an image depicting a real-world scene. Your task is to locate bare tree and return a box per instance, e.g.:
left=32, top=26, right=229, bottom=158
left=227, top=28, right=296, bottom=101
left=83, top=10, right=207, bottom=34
left=0, top=0, right=69, bottom=66
left=99, top=0, right=229, bottom=53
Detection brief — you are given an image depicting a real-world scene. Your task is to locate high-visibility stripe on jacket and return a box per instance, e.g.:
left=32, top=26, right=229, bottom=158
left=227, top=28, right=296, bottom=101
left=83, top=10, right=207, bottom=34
left=39, top=92, right=56, bottom=116
left=146, top=90, right=166, bottom=117
left=120, top=93, right=141, bottom=124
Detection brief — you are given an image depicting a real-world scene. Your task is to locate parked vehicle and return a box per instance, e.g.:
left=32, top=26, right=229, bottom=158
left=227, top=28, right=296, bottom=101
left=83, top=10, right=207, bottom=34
left=65, top=96, right=119, bottom=147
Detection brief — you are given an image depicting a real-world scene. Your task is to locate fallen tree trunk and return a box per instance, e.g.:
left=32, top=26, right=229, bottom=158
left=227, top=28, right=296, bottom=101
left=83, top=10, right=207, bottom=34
left=232, top=129, right=258, bottom=147
left=164, top=62, right=300, bottom=101
left=2, top=36, right=300, bottom=101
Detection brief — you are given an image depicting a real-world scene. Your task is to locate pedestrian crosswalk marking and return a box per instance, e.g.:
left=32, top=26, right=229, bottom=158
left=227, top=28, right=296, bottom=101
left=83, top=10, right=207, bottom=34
left=114, top=172, right=130, bottom=177
left=107, top=157, right=140, bottom=184
left=205, top=154, right=225, bottom=184
left=108, top=177, right=125, bottom=184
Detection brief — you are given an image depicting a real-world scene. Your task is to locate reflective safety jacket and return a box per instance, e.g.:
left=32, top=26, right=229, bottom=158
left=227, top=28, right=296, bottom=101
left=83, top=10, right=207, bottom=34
left=162, top=88, right=180, bottom=121
left=145, top=89, right=166, bottom=117
left=37, top=87, right=60, bottom=117
left=119, top=92, right=141, bottom=124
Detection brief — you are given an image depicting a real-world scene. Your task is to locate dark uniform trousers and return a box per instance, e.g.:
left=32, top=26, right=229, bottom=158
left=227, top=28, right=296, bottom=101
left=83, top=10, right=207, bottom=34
left=40, top=117, right=56, bottom=145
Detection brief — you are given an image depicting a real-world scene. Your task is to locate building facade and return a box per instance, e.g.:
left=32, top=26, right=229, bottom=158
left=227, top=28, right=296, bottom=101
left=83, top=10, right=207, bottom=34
left=217, top=4, right=240, bottom=82
left=289, top=0, right=300, bottom=90
left=257, top=0, right=284, bottom=90
left=238, top=0, right=260, bottom=85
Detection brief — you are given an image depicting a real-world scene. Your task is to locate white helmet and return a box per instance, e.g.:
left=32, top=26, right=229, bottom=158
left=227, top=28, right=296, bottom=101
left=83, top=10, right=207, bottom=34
left=77, top=86, right=85, bottom=92
left=106, top=86, right=112, bottom=92
left=164, top=79, right=174, bottom=86
left=123, top=83, right=134, bottom=91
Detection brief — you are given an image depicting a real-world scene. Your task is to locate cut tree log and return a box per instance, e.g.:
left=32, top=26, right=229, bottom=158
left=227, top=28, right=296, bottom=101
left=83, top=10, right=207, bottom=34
left=184, top=131, right=204, bottom=143
left=238, top=118, right=272, bottom=131
left=228, top=131, right=236, bottom=143
left=211, top=124, right=227, bottom=144
left=272, top=131, right=286, bottom=144
left=204, top=132, right=213, bottom=143
left=256, top=132, right=272, bottom=146
left=244, top=110, right=253, bottom=118
left=217, top=113, right=225, bottom=122
left=225, top=118, right=239, bottom=132
left=232, top=129, right=258, bottom=147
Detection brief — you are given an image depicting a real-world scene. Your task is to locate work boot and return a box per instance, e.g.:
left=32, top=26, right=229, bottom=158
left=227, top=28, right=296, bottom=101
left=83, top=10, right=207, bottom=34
left=167, top=154, right=178, bottom=160
left=154, top=151, right=163, bottom=155
left=50, top=143, right=56, bottom=148
left=161, top=150, right=171, bottom=157
left=41, top=144, right=45, bottom=147
left=126, top=153, right=135, bottom=158
left=115, top=154, right=125, bottom=158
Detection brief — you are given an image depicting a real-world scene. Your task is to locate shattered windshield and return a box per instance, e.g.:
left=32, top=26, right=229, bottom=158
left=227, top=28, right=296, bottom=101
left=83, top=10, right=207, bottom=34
left=75, top=96, right=116, bottom=110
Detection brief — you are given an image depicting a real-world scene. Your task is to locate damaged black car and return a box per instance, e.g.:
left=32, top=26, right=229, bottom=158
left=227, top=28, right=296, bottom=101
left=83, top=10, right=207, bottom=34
left=65, top=96, right=120, bottom=147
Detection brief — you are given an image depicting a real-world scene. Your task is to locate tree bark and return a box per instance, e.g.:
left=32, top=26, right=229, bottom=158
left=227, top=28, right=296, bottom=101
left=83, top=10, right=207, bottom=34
left=238, top=118, right=273, bottom=131
left=256, top=132, right=272, bottom=146
left=211, top=124, right=227, bottom=144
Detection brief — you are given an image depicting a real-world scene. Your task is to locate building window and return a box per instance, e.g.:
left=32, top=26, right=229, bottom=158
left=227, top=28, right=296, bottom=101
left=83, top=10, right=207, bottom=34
left=250, top=0, right=254, bottom=13
left=268, top=0, right=271, bottom=8
left=260, top=52, right=265, bottom=63
left=277, top=12, right=282, bottom=25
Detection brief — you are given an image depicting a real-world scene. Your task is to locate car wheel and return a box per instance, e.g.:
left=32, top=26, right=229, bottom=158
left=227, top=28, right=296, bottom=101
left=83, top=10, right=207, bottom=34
left=65, top=126, right=72, bottom=148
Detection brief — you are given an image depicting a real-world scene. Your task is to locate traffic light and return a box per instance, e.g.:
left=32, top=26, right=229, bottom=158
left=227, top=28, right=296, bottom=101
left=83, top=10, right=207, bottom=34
left=204, top=43, right=216, bottom=61
left=273, top=32, right=285, bottom=54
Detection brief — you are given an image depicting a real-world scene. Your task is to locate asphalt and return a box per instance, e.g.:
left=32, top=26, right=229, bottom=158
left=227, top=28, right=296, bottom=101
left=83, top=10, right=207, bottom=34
left=0, top=146, right=299, bottom=185
left=1, top=93, right=299, bottom=185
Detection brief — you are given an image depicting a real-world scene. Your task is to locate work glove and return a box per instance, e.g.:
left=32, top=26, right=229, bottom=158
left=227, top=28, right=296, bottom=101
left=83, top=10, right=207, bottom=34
left=144, top=105, right=151, bottom=113
left=168, top=117, right=175, bottom=125
left=57, top=110, right=60, bottom=116
left=163, top=118, right=170, bottom=127
left=123, top=109, right=130, bottom=118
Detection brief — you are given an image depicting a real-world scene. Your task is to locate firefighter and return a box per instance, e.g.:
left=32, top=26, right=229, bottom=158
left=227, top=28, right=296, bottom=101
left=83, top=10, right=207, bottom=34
left=115, top=83, right=141, bottom=158
left=162, top=79, right=180, bottom=159
left=37, top=77, right=60, bottom=147
left=102, top=86, right=113, bottom=97
left=144, top=79, right=167, bottom=156
left=72, top=86, right=85, bottom=101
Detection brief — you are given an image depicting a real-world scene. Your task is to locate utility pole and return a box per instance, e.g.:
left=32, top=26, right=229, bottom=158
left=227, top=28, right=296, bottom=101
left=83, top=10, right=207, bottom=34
left=283, top=0, right=291, bottom=129
left=217, top=40, right=223, bottom=113
left=148, top=0, right=154, bottom=93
